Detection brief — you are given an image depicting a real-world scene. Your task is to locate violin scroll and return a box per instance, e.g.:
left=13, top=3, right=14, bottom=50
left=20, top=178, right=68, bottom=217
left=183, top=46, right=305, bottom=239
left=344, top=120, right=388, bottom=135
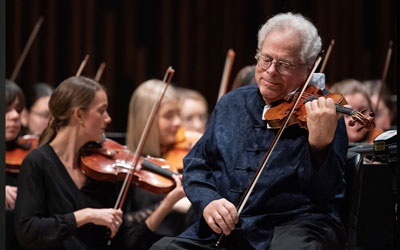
left=346, top=108, right=375, bottom=132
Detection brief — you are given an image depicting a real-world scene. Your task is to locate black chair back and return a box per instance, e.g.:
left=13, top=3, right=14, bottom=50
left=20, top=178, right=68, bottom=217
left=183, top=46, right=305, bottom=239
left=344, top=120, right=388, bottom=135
left=342, top=151, right=363, bottom=250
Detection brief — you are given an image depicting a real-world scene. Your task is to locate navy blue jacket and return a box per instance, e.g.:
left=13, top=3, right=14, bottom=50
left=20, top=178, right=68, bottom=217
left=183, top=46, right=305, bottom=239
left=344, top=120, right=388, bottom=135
left=181, top=84, right=348, bottom=250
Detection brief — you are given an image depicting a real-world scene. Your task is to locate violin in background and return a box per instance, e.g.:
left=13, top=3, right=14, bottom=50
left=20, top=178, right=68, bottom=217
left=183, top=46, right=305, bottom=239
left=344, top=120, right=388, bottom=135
left=162, top=128, right=202, bottom=173
left=6, top=135, right=39, bottom=174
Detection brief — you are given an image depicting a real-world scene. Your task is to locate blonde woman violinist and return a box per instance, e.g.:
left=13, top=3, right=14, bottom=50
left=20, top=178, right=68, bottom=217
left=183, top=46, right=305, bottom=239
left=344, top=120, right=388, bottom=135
left=126, top=79, right=200, bottom=239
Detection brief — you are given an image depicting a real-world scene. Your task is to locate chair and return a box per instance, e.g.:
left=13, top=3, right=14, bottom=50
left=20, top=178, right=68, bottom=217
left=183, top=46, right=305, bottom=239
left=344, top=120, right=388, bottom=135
left=342, top=151, right=397, bottom=250
left=342, top=151, right=363, bottom=250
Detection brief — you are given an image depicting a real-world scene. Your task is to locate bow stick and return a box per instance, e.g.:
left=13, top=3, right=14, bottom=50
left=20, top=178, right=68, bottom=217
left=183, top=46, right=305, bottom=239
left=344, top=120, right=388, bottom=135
left=94, top=62, right=106, bottom=82
left=217, top=49, right=235, bottom=101
left=374, top=41, right=393, bottom=113
left=75, top=54, right=90, bottom=77
left=10, top=16, right=44, bottom=81
left=319, top=39, right=335, bottom=73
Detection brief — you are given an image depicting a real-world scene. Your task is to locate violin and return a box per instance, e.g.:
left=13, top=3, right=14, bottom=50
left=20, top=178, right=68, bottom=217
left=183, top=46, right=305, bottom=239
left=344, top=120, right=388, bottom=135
left=79, top=138, right=179, bottom=194
left=6, top=135, right=39, bottom=173
left=162, top=128, right=202, bottom=173
left=264, top=85, right=375, bottom=131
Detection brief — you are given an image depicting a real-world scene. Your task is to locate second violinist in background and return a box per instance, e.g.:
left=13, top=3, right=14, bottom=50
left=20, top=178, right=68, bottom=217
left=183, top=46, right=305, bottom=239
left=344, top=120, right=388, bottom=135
left=5, top=79, right=27, bottom=250
left=231, top=65, right=256, bottom=90
left=21, top=82, right=54, bottom=136
left=176, top=87, right=209, bottom=134
left=330, top=79, right=383, bottom=143
left=125, top=79, right=197, bottom=242
left=151, top=12, right=348, bottom=250
left=5, top=80, right=25, bottom=209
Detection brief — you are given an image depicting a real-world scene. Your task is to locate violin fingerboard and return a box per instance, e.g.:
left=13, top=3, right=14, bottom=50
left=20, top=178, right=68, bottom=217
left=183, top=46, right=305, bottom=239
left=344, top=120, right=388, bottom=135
left=141, top=159, right=176, bottom=179
left=335, top=104, right=355, bottom=116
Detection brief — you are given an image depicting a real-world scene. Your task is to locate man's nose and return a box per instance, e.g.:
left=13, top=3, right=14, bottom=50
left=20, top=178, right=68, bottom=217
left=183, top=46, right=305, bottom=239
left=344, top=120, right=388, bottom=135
left=266, top=61, right=278, bottom=75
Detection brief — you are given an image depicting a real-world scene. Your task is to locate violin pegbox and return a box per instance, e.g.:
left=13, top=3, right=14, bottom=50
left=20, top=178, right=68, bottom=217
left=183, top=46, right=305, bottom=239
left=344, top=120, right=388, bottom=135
left=348, top=109, right=375, bottom=132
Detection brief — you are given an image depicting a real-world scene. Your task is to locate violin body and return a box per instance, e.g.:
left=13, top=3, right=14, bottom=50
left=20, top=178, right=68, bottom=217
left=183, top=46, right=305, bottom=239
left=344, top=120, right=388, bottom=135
left=264, top=85, right=374, bottom=131
left=6, top=135, right=39, bottom=173
left=162, top=128, right=202, bottom=173
left=80, top=138, right=179, bottom=194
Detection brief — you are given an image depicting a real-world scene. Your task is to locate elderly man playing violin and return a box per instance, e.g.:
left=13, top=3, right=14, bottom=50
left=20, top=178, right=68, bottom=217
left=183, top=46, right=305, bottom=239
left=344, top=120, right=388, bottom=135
left=150, top=12, right=347, bottom=250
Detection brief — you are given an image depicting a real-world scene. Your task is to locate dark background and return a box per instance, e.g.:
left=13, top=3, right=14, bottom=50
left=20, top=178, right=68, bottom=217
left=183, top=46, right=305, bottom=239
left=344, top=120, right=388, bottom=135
left=6, top=0, right=398, bottom=133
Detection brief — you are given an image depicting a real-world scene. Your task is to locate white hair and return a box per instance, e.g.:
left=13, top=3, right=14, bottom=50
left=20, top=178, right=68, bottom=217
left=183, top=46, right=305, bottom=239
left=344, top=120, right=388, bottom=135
left=257, top=12, right=322, bottom=65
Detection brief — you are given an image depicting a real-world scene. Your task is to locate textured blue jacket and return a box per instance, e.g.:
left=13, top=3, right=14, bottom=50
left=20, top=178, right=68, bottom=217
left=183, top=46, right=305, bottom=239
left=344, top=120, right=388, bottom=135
left=180, top=84, right=348, bottom=250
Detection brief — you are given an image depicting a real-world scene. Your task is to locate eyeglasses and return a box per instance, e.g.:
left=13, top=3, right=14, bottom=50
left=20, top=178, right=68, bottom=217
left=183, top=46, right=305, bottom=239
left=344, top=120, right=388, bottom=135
left=255, top=54, right=297, bottom=75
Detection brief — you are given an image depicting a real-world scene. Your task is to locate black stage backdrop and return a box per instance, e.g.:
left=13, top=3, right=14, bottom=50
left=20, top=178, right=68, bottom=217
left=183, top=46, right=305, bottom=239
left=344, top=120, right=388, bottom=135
left=6, top=0, right=398, bottom=132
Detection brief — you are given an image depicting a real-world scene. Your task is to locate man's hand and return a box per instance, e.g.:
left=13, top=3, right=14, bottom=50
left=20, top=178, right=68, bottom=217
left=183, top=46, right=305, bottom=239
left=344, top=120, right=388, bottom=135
left=305, top=97, right=340, bottom=149
left=203, top=198, right=238, bottom=235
